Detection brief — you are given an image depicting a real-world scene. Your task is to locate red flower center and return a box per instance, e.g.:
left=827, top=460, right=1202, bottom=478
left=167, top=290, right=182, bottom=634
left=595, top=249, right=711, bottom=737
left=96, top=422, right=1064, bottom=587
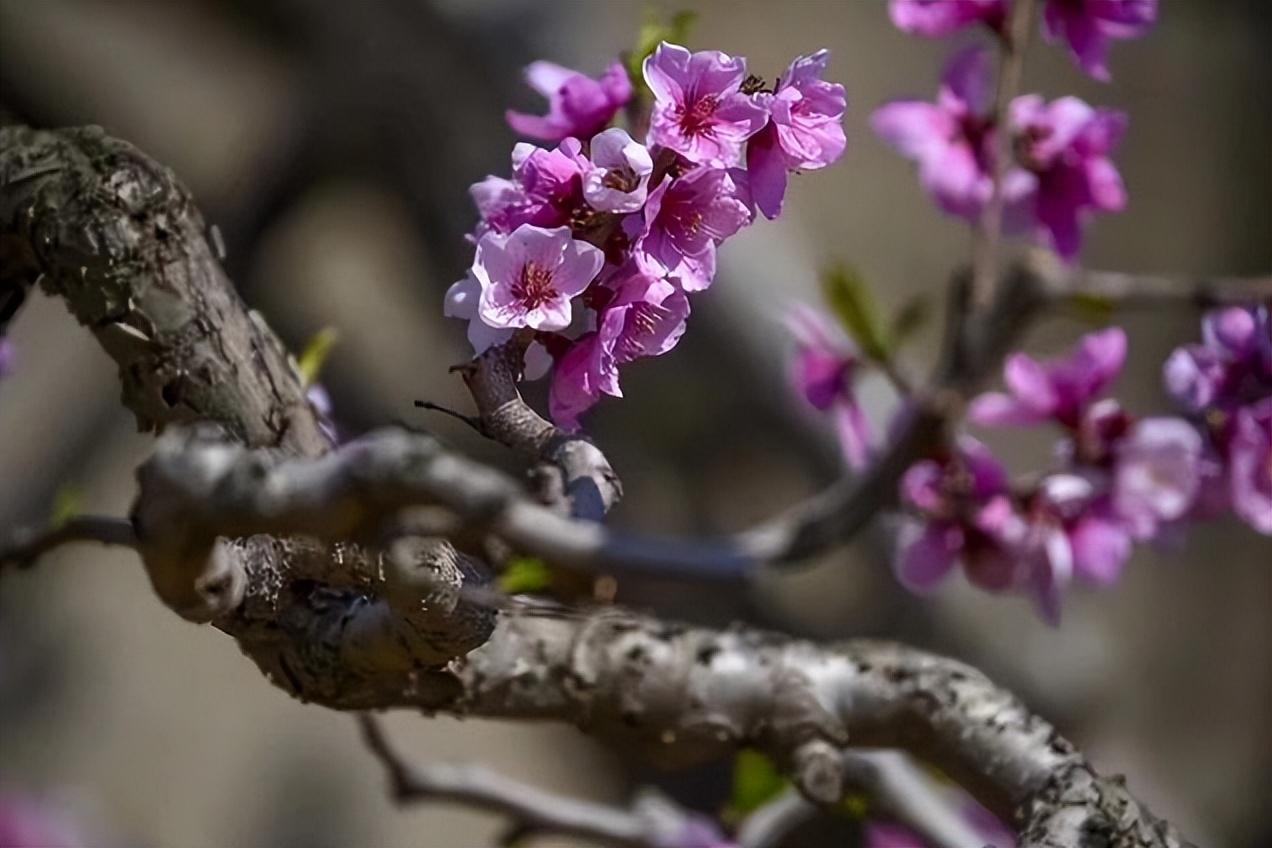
left=512, top=261, right=556, bottom=310
left=677, top=94, right=719, bottom=138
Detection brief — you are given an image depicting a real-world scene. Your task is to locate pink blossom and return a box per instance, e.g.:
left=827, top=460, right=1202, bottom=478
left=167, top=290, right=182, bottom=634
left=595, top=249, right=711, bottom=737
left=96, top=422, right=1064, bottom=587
left=583, top=128, right=654, bottom=213
left=506, top=60, right=632, bottom=142
left=628, top=165, right=750, bottom=292
left=895, top=439, right=1025, bottom=593
left=1009, top=94, right=1128, bottom=260
left=887, top=0, right=1008, bottom=37
left=1042, top=0, right=1158, bottom=82
left=473, top=224, right=603, bottom=332
left=0, top=337, right=12, bottom=376
left=1164, top=305, right=1272, bottom=414
left=443, top=272, right=551, bottom=378
left=970, top=327, right=1127, bottom=429
left=746, top=50, right=847, bottom=219
left=872, top=47, right=1031, bottom=220
left=470, top=139, right=589, bottom=237
left=1229, top=398, right=1272, bottom=534
left=1110, top=417, right=1203, bottom=540
left=787, top=305, right=871, bottom=469
left=548, top=270, right=689, bottom=429
left=643, top=42, right=769, bottom=168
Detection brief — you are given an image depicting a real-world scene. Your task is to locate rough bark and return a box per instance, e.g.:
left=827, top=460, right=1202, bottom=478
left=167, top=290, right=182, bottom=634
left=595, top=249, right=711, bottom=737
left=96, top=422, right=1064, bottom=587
left=0, top=124, right=1201, bottom=848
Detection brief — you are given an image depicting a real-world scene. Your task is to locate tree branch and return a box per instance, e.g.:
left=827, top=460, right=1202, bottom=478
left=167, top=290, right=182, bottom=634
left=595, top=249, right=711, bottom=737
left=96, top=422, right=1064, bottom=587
left=0, top=515, right=136, bottom=571
left=0, top=124, right=1208, bottom=848
left=358, top=713, right=701, bottom=848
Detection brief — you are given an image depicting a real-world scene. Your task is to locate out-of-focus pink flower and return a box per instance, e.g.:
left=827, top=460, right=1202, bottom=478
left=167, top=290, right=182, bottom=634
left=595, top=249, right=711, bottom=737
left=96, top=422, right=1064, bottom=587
left=0, top=337, right=13, bottom=377
left=506, top=60, right=632, bottom=142
left=1164, top=305, right=1272, bottom=414
left=1009, top=95, right=1127, bottom=260
left=583, top=128, right=654, bottom=213
left=872, top=47, right=1032, bottom=221
left=443, top=272, right=551, bottom=378
left=1230, top=398, right=1272, bottom=534
left=1042, top=0, right=1157, bottom=82
left=1111, top=417, right=1203, bottom=540
left=628, top=166, right=750, bottom=292
left=787, top=305, right=871, bottom=468
left=895, top=439, right=1025, bottom=593
left=887, top=0, right=1008, bottom=37
left=643, top=42, right=769, bottom=168
left=473, top=224, right=603, bottom=331
left=746, top=49, right=847, bottom=219
left=0, top=795, right=82, bottom=848
left=970, top=327, right=1127, bottom=429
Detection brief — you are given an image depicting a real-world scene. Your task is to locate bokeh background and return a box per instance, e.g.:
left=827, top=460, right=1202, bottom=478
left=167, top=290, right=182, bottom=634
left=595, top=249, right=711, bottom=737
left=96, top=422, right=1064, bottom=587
left=1, top=1, right=1270, bottom=846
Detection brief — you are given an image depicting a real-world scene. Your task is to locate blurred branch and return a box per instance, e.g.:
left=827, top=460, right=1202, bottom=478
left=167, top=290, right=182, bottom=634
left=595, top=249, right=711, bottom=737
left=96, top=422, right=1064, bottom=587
left=0, top=515, right=136, bottom=571
left=358, top=714, right=694, bottom=848
left=971, top=0, right=1037, bottom=307
left=737, top=751, right=987, bottom=848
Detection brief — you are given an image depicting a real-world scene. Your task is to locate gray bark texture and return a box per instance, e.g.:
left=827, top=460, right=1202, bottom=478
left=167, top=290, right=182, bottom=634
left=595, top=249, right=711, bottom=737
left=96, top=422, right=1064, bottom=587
left=0, top=124, right=1197, bottom=848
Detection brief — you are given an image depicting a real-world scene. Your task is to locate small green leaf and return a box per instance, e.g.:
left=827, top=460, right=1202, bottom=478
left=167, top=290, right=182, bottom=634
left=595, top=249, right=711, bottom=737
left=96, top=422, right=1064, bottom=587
left=498, top=557, right=553, bottom=594
left=822, top=263, right=891, bottom=361
left=297, top=326, right=340, bottom=387
left=728, top=749, right=789, bottom=815
left=1070, top=292, right=1114, bottom=326
left=890, top=294, right=931, bottom=346
left=623, top=8, right=698, bottom=90
left=49, top=485, right=83, bottom=530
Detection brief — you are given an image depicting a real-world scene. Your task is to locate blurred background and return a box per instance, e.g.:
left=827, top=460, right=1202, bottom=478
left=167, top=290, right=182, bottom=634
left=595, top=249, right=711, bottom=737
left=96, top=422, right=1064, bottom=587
left=1, top=1, right=1270, bottom=846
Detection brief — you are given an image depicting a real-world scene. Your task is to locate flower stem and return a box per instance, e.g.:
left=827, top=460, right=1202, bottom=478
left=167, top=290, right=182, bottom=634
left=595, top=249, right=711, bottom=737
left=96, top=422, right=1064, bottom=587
left=971, top=0, right=1037, bottom=309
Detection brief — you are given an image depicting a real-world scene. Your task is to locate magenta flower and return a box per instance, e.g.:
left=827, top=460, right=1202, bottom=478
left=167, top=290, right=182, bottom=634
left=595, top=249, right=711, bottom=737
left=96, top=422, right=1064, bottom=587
left=1230, top=398, right=1272, bottom=534
left=866, top=791, right=1015, bottom=848
left=895, top=439, right=1025, bottom=593
left=628, top=165, right=750, bottom=292
left=643, top=42, right=769, bottom=168
left=1009, top=94, right=1128, bottom=260
left=970, top=327, right=1127, bottom=429
left=887, top=0, right=1007, bottom=37
left=444, top=272, right=551, bottom=378
left=506, top=60, right=632, bottom=142
left=473, top=224, right=603, bottom=332
left=548, top=270, right=689, bottom=429
left=872, top=47, right=1031, bottom=220
left=469, top=139, right=589, bottom=238
left=583, top=128, right=654, bottom=214
left=1165, top=305, right=1272, bottom=413
left=1042, top=0, right=1158, bottom=82
left=788, top=305, right=871, bottom=469
left=746, top=49, right=847, bottom=219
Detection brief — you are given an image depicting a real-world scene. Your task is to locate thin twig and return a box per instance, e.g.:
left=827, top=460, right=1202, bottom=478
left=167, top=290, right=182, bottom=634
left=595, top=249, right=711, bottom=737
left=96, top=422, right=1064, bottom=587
left=971, top=0, right=1037, bottom=308
left=413, top=399, right=485, bottom=435
left=357, top=713, right=686, bottom=848
left=0, top=515, right=137, bottom=571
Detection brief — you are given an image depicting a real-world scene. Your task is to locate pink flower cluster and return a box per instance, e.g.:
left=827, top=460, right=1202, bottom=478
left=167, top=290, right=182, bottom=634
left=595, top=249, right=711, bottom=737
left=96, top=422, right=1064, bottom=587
left=899, top=328, right=1208, bottom=622
left=447, top=44, right=846, bottom=428
left=887, top=309, right=1272, bottom=622
left=871, top=46, right=1127, bottom=260
left=889, top=0, right=1157, bottom=81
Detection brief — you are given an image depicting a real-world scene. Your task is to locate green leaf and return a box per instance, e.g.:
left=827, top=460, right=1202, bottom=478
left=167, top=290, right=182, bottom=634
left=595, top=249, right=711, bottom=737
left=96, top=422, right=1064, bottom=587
left=297, top=326, right=340, bottom=387
left=890, top=294, right=931, bottom=346
left=728, top=749, right=789, bottom=815
left=49, top=485, right=83, bottom=530
left=1070, top=291, right=1114, bottom=326
left=498, top=557, right=553, bottom=594
left=822, top=263, right=891, bottom=362
left=623, top=8, right=698, bottom=90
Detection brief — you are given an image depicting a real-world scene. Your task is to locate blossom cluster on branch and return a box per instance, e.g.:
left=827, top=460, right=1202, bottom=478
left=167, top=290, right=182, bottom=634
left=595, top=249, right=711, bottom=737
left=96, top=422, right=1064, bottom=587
left=444, top=42, right=847, bottom=428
